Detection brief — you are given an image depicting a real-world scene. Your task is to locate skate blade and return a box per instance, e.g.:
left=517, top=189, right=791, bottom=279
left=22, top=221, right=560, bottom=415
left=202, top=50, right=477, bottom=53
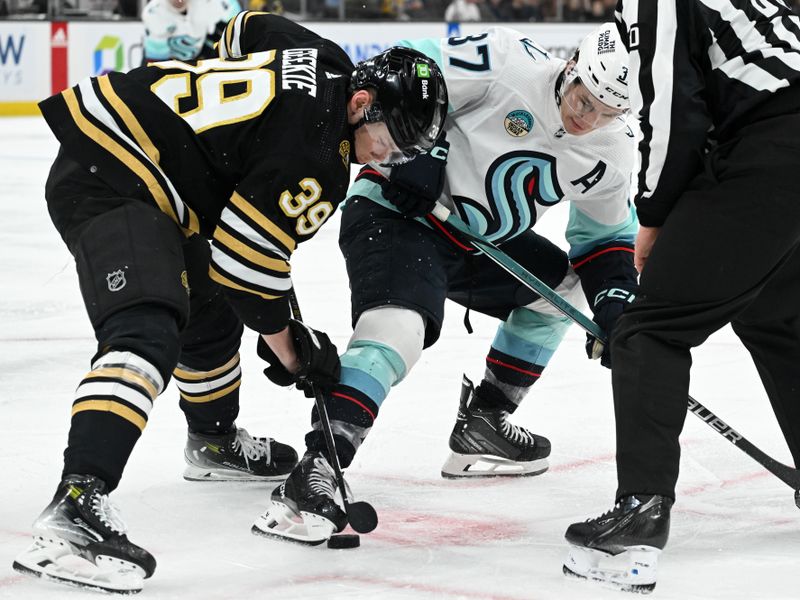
left=183, top=464, right=288, bottom=482
left=563, top=544, right=658, bottom=594
left=441, top=452, right=549, bottom=478
left=13, top=537, right=144, bottom=594
left=251, top=500, right=336, bottom=546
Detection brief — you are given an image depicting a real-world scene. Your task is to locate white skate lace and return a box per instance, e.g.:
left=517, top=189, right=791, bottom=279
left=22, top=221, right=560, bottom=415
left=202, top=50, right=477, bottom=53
left=91, top=494, right=128, bottom=535
left=232, top=427, right=273, bottom=468
left=309, top=456, right=337, bottom=498
left=499, top=412, right=536, bottom=447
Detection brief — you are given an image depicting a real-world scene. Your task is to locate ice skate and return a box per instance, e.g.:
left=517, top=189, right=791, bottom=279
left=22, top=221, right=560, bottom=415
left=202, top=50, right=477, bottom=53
left=252, top=451, right=348, bottom=545
left=441, top=375, right=551, bottom=478
left=12, top=474, right=156, bottom=594
left=183, top=425, right=298, bottom=481
left=563, top=494, right=673, bottom=594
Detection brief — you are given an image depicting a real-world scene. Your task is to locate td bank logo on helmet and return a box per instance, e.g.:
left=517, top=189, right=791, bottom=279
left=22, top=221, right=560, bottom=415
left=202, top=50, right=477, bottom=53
left=417, top=62, right=431, bottom=99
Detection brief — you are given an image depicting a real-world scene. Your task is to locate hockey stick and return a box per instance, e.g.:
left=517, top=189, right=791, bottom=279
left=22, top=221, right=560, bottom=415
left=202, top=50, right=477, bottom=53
left=287, top=291, right=379, bottom=533
left=429, top=204, right=800, bottom=501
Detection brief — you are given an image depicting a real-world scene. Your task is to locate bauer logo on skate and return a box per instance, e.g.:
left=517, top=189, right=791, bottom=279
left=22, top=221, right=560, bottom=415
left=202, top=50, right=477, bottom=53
left=106, top=269, right=127, bottom=292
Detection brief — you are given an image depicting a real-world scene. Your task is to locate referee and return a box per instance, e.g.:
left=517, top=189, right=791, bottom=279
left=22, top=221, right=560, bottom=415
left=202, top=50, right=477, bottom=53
left=563, top=0, right=800, bottom=591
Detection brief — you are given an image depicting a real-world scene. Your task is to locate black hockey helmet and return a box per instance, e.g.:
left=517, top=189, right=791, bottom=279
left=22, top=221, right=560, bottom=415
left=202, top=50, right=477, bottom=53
left=351, top=47, right=448, bottom=160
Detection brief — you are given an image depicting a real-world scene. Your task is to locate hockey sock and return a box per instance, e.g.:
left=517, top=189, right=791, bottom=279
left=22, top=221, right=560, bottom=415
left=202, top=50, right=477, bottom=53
left=64, top=350, right=164, bottom=491
left=473, top=347, right=543, bottom=413
left=305, top=384, right=379, bottom=468
left=174, top=353, right=242, bottom=434
left=474, top=307, right=571, bottom=413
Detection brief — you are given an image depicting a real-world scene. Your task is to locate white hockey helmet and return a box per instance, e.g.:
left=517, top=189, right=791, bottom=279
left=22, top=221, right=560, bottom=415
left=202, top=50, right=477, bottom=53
left=573, top=23, right=629, bottom=110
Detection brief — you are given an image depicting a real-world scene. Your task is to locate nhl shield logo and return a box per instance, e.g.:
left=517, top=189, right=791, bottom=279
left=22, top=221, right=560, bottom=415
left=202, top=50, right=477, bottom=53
left=106, top=269, right=127, bottom=292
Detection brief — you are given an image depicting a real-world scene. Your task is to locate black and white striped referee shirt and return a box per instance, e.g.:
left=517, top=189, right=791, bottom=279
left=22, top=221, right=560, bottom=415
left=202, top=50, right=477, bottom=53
left=616, top=0, right=800, bottom=226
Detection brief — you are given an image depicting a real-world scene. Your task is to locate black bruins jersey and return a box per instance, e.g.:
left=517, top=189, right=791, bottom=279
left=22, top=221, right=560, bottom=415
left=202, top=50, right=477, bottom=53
left=39, top=12, right=355, bottom=332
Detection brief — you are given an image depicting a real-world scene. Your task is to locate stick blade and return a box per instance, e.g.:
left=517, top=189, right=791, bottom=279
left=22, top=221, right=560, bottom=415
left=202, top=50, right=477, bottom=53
left=348, top=501, right=378, bottom=533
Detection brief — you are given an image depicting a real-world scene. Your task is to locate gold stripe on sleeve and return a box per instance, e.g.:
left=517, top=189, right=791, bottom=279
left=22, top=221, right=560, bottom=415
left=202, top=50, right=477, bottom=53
left=213, top=227, right=291, bottom=273
left=208, top=265, right=282, bottom=300
left=96, top=77, right=200, bottom=233
left=62, top=88, right=181, bottom=226
left=230, top=191, right=296, bottom=253
left=97, top=76, right=160, bottom=166
left=224, top=15, right=237, bottom=56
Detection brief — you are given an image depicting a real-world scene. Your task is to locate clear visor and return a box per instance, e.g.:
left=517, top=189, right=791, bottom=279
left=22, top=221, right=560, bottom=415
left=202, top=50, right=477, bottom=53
left=561, top=71, right=628, bottom=130
left=360, top=120, right=416, bottom=166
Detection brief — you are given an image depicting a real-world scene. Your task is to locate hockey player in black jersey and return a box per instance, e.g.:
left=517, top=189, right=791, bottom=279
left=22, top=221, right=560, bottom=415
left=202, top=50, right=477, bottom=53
left=12, top=12, right=447, bottom=593
left=564, top=0, right=800, bottom=593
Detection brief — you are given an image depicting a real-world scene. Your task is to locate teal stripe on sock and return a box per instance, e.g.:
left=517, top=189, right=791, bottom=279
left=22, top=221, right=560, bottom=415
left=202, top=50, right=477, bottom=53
left=339, top=367, right=388, bottom=406
left=493, top=308, right=572, bottom=365
left=339, top=341, right=407, bottom=407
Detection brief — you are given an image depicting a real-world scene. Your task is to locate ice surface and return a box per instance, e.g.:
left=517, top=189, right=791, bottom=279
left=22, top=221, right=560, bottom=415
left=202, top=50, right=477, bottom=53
left=1, top=117, right=798, bottom=600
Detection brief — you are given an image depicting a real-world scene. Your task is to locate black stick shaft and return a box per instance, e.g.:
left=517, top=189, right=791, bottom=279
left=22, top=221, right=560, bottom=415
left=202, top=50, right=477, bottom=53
left=311, top=384, right=354, bottom=512
left=287, top=289, right=364, bottom=520
left=287, top=291, right=351, bottom=498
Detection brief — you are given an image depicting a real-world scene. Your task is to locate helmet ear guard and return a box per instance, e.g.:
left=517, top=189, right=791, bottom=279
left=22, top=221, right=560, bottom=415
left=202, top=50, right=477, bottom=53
left=351, top=47, right=448, bottom=158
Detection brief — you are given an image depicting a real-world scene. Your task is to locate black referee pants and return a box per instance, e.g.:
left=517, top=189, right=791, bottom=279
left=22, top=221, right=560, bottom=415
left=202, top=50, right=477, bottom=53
left=612, top=113, right=800, bottom=500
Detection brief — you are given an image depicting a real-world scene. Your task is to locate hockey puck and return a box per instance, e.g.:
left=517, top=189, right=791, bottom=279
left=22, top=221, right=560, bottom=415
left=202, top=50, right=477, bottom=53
left=327, top=534, right=360, bottom=549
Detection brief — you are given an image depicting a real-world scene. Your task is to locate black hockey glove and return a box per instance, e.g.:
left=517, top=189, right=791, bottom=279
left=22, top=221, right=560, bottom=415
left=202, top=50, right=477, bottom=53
left=381, top=133, right=450, bottom=218
left=257, top=319, right=341, bottom=396
left=585, top=287, right=636, bottom=369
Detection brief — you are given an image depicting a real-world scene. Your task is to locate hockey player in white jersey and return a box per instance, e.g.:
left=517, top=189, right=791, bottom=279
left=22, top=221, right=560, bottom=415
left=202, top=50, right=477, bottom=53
left=255, top=24, right=637, bottom=544
left=142, top=0, right=241, bottom=63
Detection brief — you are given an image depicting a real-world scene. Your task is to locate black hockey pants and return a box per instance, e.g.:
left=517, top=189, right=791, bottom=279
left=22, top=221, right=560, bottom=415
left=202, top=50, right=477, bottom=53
left=612, top=112, right=800, bottom=501
left=46, top=149, right=243, bottom=489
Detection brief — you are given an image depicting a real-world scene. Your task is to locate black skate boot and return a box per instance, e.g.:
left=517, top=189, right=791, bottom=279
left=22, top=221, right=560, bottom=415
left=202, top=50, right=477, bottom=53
left=252, top=451, right=348, bottom=545
left=13, top=474, right=156, bottom=594
left=183, top=425, right=298, bottom=481
left=563, top=494, right=673, bottom=594
left=441, top=375, right=551, bottom=478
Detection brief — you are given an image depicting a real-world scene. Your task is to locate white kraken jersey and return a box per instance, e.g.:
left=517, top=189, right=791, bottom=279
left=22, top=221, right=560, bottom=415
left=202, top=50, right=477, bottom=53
left=350, top=27, right=638, bottom=259
left=143, top=0, right=241, bottom=61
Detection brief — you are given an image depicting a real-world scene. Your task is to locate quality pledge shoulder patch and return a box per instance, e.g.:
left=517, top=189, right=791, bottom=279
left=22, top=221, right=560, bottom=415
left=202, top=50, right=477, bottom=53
left=504, top=110, right=533, bottom=137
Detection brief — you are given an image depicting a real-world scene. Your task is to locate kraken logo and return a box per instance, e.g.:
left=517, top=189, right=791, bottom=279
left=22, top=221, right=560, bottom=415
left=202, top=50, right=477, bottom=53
left=456, top=151, right=563, bottom=245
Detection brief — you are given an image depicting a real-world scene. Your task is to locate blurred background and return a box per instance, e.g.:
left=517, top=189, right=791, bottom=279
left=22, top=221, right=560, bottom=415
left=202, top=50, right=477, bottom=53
left=0, top=0, right=626, bottom=24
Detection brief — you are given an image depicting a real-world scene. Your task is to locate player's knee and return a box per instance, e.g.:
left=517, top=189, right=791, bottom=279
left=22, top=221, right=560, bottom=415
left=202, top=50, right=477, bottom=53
left=180, top=293, right=243, bottom=370
left=95, top=304, right=183, bottom=384
left=349, top=306, right=425, bottom=380
left=522, top=267, right=582, bottom=317
left=503, top=305, right=572, bottom=351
